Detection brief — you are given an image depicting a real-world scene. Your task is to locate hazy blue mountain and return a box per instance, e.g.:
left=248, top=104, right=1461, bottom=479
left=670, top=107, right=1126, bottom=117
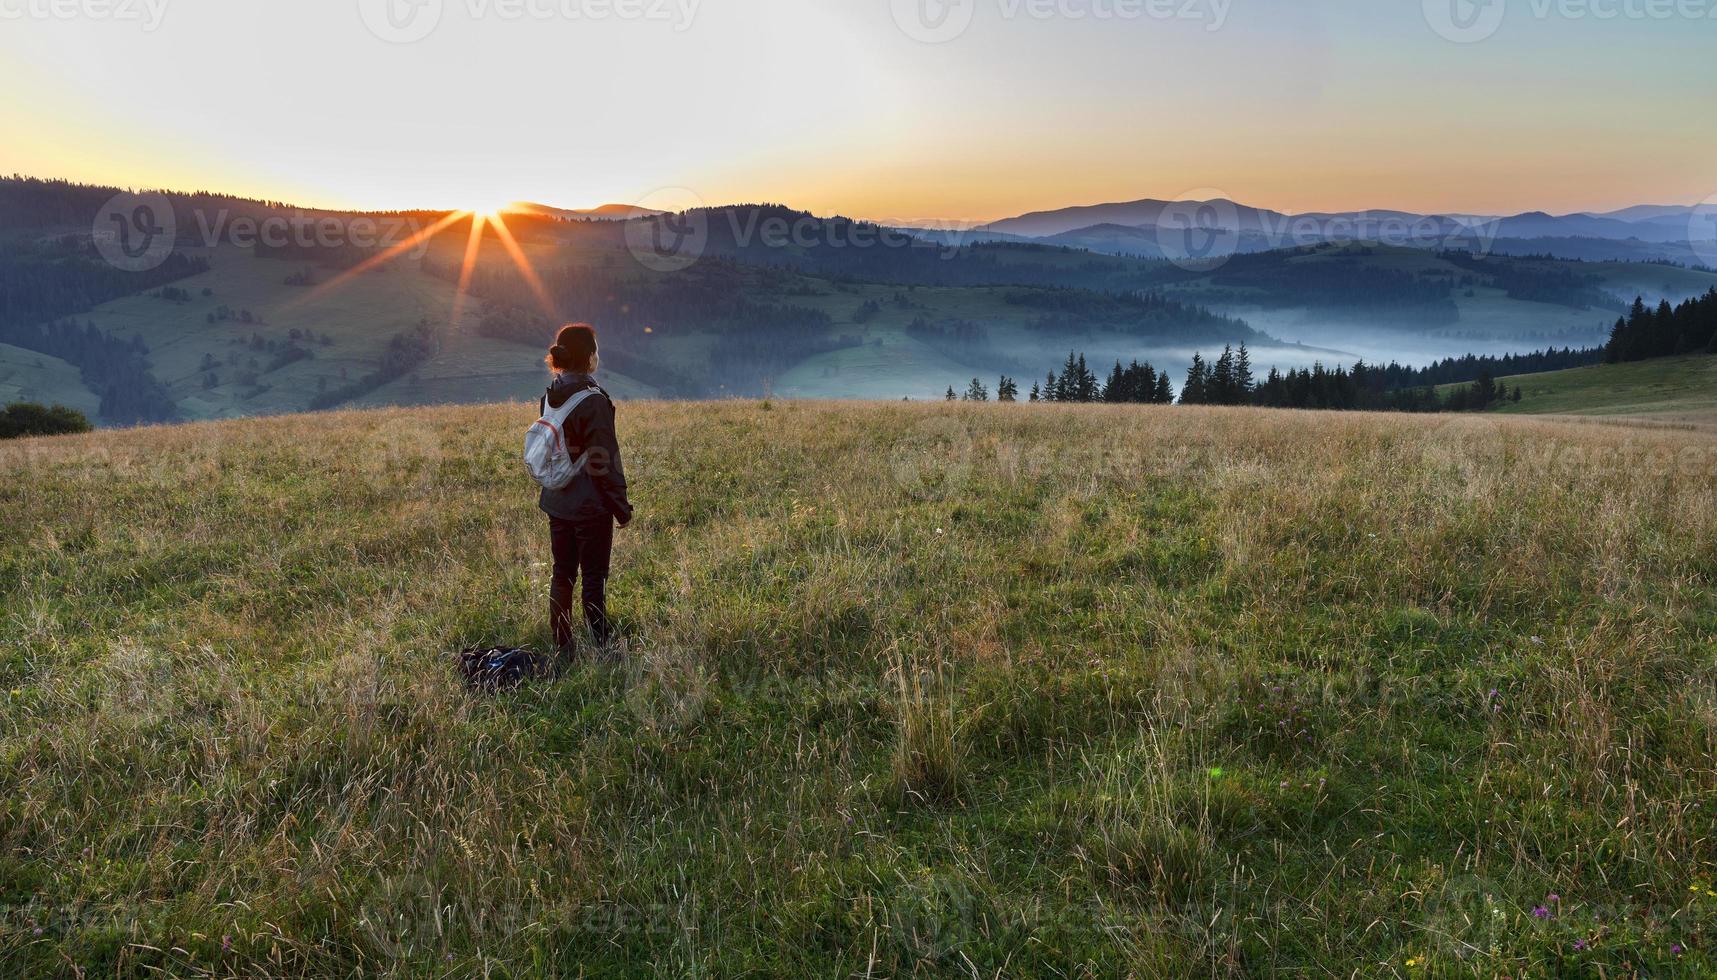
left=980, top=197, right=1713, bottom=252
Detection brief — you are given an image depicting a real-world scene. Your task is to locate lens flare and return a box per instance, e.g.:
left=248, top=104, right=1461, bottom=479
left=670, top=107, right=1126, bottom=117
left=294, top=204, right=558, bottom=326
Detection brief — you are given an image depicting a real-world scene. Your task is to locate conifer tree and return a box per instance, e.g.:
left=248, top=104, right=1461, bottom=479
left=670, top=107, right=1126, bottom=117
left=1076, top=354, right=1098, bottom=402
left=1211, top=346, right=1236, bottom=404
left=1153, top=372, right=1174, bottom=404
left=1181, top=354, right=1209, bottom=405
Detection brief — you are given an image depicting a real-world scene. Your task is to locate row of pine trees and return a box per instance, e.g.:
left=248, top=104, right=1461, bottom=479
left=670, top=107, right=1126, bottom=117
left=1605, top=290, right=1717, bottom=363
left=946, top=344, right=1522, bottom=413
left=946, top=353, right=1175, bottom=403
left=1182, top=344, right=1522, bottom=412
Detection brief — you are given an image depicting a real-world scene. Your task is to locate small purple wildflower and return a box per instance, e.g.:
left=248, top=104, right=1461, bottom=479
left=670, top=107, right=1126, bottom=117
left=1547, top=893, right=1560, bottom=903
left=222, top=935, right=232, bottom=952
left=1533, top=906, right=1550, bottom=919
left=1672, top=944, right=1685, bottom=956
left=1573, top=939, right=1587, bottom=951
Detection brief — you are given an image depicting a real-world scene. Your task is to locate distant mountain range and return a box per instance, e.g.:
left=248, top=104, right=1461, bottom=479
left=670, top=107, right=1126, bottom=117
left=977, top=197, right=1710, bottom=241
left=955, top=197, right=1717, bottom=264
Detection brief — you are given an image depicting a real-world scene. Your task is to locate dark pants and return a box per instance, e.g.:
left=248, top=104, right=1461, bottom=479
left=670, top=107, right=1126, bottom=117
left=549, top=516, right=614, bottom=649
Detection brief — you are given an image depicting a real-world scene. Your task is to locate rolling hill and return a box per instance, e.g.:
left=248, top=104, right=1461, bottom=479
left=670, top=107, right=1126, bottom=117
left=6, top=177, right=1717, bottom=424
left=1448, top=355, right=1717, bottom=427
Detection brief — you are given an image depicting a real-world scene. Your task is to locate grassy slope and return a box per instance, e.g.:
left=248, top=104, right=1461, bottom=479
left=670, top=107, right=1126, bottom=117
left=0, top=343, right=99, bottom=418
left=1448, top=355, right=1717, bottom=427
left=78, top=245, right=459, bottom=420
left=3, top=403, right=1715, bottom=976
left=69, top=244, right=655, bottom=418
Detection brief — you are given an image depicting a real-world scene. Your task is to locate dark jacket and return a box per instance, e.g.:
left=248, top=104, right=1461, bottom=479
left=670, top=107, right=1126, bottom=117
left=537, top=373, right=633, bottom=525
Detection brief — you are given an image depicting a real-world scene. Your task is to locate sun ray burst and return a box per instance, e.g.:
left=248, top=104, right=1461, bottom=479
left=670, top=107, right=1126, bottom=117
left=285, top=204, right=559, bottom=337
left=450, top=213, right=487, bottom=327
left=294, top=209, right=468, bottom=309
left=486, top=212, right=558, bottom=316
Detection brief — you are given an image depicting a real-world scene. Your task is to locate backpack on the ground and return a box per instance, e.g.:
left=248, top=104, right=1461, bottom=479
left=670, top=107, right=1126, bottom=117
left=458, top=646, right=552, bottom=692
left=524, top=387, right=600, bottom=490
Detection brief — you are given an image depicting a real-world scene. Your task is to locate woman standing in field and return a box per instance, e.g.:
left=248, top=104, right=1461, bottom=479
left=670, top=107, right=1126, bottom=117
left=539, top=323, right=633, bottom=657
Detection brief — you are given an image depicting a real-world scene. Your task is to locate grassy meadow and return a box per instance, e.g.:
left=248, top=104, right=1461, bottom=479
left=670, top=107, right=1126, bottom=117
left=1472, top=356, right=1717, bottom=428
left=0, top=344, right=100, bottom=420
left=2, top=401, right=1716, bottom=977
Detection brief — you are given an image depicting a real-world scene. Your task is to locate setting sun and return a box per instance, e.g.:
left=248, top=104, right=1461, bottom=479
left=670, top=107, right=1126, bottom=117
left=466, top=198, right=517, bottom=219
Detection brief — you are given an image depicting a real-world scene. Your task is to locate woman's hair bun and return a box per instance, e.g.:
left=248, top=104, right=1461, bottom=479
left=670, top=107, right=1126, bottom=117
left=546, top=323, right=598, bottom=372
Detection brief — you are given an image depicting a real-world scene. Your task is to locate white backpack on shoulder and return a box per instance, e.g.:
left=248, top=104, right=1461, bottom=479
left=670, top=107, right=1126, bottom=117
left=524, top=387, right=601, bottom=491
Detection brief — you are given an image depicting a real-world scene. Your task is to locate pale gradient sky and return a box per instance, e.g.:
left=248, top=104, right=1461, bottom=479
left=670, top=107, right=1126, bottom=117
left=2, top=0, right=1714, bottom=221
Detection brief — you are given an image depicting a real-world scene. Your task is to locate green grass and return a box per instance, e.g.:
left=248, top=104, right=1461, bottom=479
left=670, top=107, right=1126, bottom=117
left=1450, top=355, right=1717, bottom=426
left=2, top=401, right=1715, bottom=976
left=0, top=343, right=99, bottom=418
